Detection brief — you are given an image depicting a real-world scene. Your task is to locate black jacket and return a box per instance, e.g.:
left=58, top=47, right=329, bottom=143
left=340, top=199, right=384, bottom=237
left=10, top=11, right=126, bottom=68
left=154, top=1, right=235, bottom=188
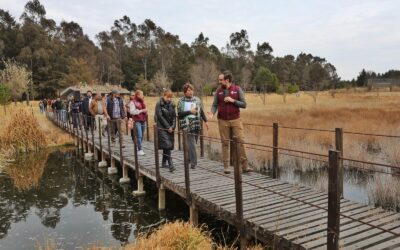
left=155, top=97, right=176, bottom=150
left=82, top=96, right=91, bottom=115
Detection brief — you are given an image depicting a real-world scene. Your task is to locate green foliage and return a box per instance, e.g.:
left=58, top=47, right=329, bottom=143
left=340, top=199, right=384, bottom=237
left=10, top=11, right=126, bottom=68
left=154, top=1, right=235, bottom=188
left=253, top=67, right=279, bottom=92
left=287, top=83, right=300, bottom=93
left=0, top=84, right=10, bottom=105
left=276, top=84, right=284, bottom=95
left=2, top=0, right=387, bottom=99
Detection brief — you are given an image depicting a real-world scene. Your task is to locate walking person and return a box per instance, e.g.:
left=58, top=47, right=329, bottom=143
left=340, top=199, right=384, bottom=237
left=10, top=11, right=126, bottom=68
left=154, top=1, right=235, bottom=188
left=82, top=90, right=93, bottom=130
left=207, top=70, right=251, bottom=174
left=128, top=90, right=147, bottom=156
left=104, top=90, right=126, bottom=147
left=89, top=93, right=106, bottom=136
left=177, top=83, right=208, bottom=169
left=155, top=89, right=176, bottom=172
left=70, top=96, right=81, bottom=129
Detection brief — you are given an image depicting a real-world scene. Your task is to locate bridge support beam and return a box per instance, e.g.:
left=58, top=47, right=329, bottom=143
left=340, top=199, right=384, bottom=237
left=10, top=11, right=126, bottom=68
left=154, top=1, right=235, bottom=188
left=108, top=158, right=118, bottom=175
left=119, top=163, right=130, bottom=184
left=133, top=175, right=146, bottom=196
left=158, top=185, right=165, bottom=210
left=98, top=151, right=108, bottom=167
left=189, top=203, right=198, bottom=226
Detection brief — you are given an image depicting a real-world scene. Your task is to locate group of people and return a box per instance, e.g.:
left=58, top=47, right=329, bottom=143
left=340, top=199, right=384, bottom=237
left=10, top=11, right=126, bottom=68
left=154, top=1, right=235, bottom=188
left=49, top=70, right=250, bottom=175
left=154, top=70, right=251, bottom=174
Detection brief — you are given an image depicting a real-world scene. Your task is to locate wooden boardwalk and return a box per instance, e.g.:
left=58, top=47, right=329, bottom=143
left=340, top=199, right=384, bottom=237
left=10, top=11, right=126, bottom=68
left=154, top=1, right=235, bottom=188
left=51, top=116, right=400, bottom=249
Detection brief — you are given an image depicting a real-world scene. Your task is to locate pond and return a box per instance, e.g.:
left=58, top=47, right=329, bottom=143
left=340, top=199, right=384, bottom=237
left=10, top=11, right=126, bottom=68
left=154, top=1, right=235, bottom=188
left=0, top=148, right=236, bottom=249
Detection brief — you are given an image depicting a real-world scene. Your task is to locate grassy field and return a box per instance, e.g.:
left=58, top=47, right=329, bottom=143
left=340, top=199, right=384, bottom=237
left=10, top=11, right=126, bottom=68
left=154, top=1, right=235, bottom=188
left=144, top=89, right=400, bottom=171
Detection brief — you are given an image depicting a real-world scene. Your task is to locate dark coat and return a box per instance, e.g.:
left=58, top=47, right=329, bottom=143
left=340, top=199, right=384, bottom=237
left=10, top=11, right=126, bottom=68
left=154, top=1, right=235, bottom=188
left=82, top=96, right=91, bottom=115
left=155, top=97, right=176, bottom=150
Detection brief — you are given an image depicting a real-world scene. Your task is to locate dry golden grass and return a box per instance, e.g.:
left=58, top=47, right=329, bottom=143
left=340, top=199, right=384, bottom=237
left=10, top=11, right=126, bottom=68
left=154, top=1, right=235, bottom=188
left=142, top=90, right=400, bottom=171
left=0, top=101, right=73, bottom=149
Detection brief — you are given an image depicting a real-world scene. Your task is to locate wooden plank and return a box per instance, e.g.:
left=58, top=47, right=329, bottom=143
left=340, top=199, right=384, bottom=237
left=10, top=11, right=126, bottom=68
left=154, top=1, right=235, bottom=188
left=303, top=211, right=399, bottom=249
left=280, top=207, right=389, bottom=239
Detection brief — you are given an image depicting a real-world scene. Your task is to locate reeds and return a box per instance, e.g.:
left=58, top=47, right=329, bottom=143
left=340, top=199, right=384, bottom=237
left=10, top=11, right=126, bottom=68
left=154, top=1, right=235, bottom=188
left=0, top=109, right=47, bottom=153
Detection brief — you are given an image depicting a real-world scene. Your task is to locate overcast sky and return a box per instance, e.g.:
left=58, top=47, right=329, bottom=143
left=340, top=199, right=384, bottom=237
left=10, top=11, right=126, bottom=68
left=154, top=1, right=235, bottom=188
left=2, top=0, right=400, bottom=80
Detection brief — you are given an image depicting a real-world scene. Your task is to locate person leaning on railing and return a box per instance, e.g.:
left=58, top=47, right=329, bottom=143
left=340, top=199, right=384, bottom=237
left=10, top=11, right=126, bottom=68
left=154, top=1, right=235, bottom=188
left=207, top=70, right=252, bottom=174
left=177, top=82, right=208, bottom=169
left=155, top=89, right=176, bottom=172
left=104, top=90, right=127, bottom=147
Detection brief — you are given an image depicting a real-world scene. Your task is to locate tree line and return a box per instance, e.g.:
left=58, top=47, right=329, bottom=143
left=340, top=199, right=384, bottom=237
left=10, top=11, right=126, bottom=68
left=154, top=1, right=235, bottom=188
left=1, top=0, right=398, bottom=100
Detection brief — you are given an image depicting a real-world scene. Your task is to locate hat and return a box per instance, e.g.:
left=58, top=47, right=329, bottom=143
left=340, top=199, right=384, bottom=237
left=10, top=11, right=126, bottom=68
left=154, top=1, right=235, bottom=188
left=111, top=89, right=119, bottom=94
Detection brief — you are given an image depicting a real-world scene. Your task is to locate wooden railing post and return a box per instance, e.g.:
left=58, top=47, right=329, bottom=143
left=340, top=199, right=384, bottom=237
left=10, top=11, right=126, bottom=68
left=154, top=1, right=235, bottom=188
left=273, top=123, right=279, bottom=178
left=133, top=122, right=140, bottom=180
left=118, top=119, right=129, bottom=183
left=79, top=114, right=84, bottom=157
left=98, top=116, right=107, bottom=167
left=335, top=128, right=344, bottom=198
left=153, top=125, right=161, bottom=188
left=182, top=130, right=191, bottom=203
left=328, top=149, right=340, bottom=250
left=177, top=116, right=182, bottom=150
left=90, top=116, right=95, bottom=157
left=230, top=128, right=236, bottom=167
left=146, top=115, right=150, bottom=141
left=233, top=136, right=246, bottom=249
left=200, top=121, right=204, bottom=158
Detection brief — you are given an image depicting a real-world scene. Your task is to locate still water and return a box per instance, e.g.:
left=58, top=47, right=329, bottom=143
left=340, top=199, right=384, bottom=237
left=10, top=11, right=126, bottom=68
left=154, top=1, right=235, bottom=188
left=0, top=148, right=197, bottom=249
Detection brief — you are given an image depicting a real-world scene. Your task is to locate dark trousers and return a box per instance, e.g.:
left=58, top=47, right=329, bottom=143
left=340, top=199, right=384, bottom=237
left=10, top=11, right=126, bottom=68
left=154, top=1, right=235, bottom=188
left=162, top=150, right=171, bottom=163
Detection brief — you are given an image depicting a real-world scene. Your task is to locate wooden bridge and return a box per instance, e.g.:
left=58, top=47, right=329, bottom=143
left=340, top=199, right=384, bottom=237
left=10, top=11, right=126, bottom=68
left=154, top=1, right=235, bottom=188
left=48, top=112, right=400, bottom=250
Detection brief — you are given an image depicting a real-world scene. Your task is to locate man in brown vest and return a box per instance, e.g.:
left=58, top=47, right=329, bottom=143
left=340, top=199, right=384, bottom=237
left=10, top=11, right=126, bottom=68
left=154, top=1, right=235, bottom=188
left=208, top=70, right=251, bottom=174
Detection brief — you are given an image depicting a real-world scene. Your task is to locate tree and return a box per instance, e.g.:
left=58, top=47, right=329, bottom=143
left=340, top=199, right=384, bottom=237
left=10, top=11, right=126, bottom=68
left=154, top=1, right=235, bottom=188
left=0, top=59, right=30, bottom=103
left=189, top=58, right=219, bottom=98
left=0, top=84, right=10, bottom=113
left=356, top=69, right=368, bottom=87
left=151, top=70, right=172, bottom=95
left=253, top=67, right=278, bottom=105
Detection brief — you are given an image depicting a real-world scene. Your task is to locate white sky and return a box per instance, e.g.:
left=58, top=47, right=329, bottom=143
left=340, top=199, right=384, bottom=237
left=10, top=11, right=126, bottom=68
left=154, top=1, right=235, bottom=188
left=2, top=0, right=400, bottom=80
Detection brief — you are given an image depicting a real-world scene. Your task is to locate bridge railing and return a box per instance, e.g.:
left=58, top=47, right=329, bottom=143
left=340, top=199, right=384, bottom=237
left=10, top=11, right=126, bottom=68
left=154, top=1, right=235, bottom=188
left=47, top=110, right=400, bottom=250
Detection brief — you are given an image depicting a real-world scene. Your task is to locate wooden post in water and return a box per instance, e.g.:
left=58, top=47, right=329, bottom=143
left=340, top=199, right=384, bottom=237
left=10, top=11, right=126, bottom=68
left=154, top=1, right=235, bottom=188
left=132, top=122, right=146, bottom=196
left=272, top=123, right=279, bottom=178
left=133, top=122, right=140, bottom=180
left=335, top=128, right=344, bottom=198
left=98, top=116, right=107, bottom=167
left=328, top=150, right=340, bottom=250
left=107, top=119, right=117, bottom=175
left=119, top=119, right=130, bottom=184
left=233, top=136, right=246, bottom=249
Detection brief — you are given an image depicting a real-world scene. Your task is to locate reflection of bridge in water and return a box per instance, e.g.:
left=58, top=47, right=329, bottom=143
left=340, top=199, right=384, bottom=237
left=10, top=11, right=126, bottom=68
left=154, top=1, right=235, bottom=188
left=49, top=112, right=400, bottom=249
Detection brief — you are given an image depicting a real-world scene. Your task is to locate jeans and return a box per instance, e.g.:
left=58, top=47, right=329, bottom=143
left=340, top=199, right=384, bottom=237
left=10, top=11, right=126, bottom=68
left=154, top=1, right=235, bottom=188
left=187, top=131, right=199, bottom=167
left=71, top=112, right=80, bottom=128
left=132, top=121, right=146, bottom=150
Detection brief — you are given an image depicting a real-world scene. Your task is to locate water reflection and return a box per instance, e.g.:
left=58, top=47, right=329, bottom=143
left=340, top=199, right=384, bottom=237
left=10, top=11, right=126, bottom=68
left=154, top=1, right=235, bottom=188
left=0, top=148, right=165, bottom=249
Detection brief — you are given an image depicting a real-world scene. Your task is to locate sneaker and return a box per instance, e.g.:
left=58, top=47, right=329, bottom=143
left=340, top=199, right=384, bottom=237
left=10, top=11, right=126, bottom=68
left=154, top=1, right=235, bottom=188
left=138, top=150, right=145, bottom=156
left=223, top=168, right=231, bottom=174
left=191, top=165, right=196, bottom=169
